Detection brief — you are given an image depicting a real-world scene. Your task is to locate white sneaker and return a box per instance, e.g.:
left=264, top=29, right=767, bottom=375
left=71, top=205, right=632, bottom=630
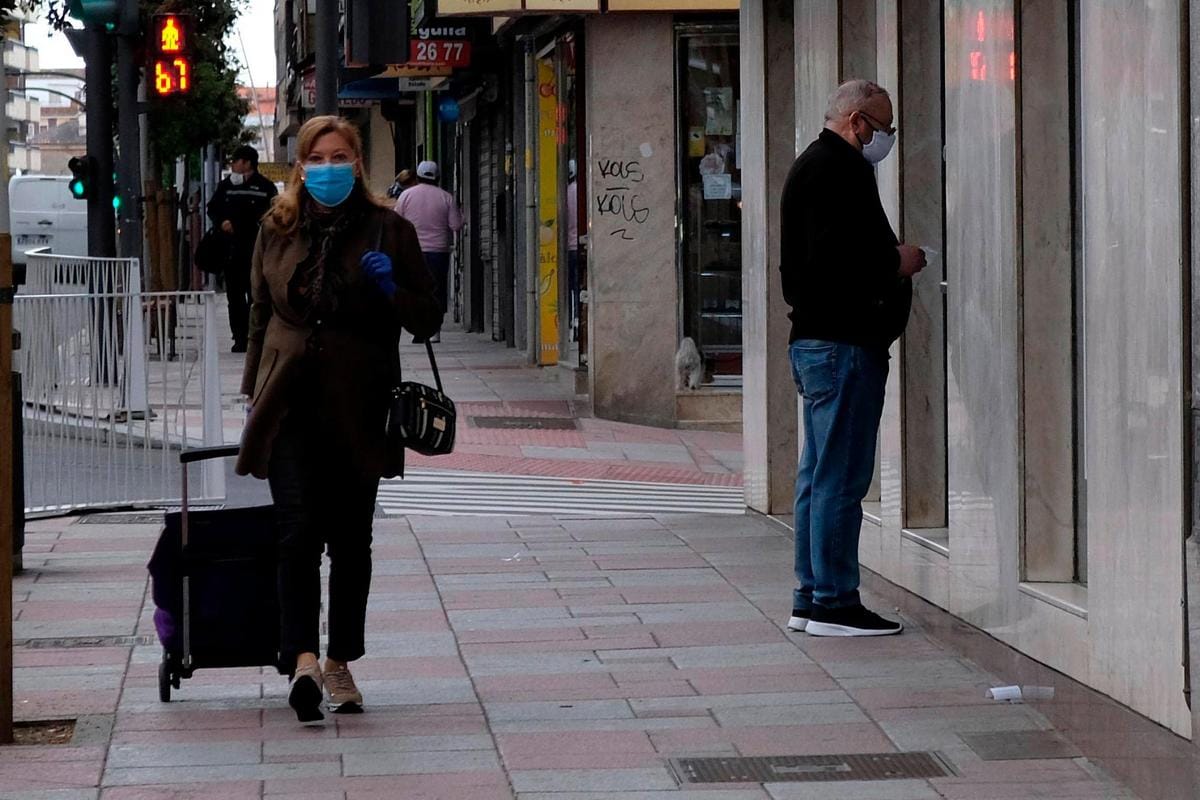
left=786, top=608, right=811, bottom=632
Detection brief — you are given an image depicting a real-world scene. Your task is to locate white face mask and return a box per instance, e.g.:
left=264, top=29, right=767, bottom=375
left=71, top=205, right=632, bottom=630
left=229, top=172, right=245, bottom=186
left=861, top=129, right=896, bottom=164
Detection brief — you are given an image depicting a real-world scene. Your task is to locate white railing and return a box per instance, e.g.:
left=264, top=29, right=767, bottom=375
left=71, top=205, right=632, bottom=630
left=24, top=250, right=149, bottom=418
left=13, top=288, right=225, bottom=515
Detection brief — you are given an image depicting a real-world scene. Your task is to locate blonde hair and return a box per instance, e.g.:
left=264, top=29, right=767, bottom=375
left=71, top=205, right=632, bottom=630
left=265, top=115, right=386, bottom=237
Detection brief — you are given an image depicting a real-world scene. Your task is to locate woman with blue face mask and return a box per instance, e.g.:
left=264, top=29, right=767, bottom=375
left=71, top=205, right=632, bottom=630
left=234, top=115, right=442, bottom=723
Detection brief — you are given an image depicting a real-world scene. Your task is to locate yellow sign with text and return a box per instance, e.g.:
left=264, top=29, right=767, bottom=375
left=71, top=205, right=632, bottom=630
left=536, top=57, right=559, bottom=366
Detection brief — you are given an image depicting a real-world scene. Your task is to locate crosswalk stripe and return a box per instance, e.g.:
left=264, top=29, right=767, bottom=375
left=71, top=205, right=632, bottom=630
left=378, top=469, right=745, bottom=517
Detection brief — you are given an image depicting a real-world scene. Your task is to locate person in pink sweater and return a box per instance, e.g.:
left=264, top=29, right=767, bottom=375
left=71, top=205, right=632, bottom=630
left=393, top=161, right=463, bottom=341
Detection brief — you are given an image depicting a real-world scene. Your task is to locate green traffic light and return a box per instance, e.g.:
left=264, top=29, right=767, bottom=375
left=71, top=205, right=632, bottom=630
left=69, top=180, right=85, bottom=198
left=112, top=195, right=122, bottom=211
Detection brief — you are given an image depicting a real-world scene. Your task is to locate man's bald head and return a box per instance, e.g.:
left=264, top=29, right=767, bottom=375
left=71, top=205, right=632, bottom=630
left=824, top=80, right=894, bottom=155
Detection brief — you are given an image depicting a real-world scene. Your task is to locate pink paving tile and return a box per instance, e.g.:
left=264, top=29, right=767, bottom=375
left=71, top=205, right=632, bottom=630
left=264, top=793, right=346, bottom=800
left=100, top=782, right=262, bottom=800
left=501, top=751, right=665, bottom=769
left=364, top=610, right=450, bottom=631
left=16, top=688, right=121, bottom=718
left=50, top=538, right=157, bottom=553
left=648, top=724, right=895, bottom=756
left=618, top=585, right=744, bottom=603
left=497, top=730, right=655, bottom=755
left=369, top=575, right=437, bottom=592
left=332, top=713, right=490, bottom=738
left=687, top=673, right=842, bottom=695
left=458, top=634, right=658, bottom=655
left=0, top=760, right=102, bottom=790
left=475, top=673, right=618, bottom=693
left=591, top=554, right=710, bottom=570
left=648, top=621, right=787, bottom=647
left=455, top=444, right=527, bottom=457
left=115, top=709, right=264, bottom=731
left=456, top=626, right=587, bottom=644
left=14, top=647, right=130, bottom=668
left=268, top=771, right=510, bottom=795
left=927, top=780, right=1120, bottom=799
left=442, top=589, right=567, bottom=609
left=479, top=681, right=696, bottom=703
left=350, top=657, right=469, bottom=680
left=0, top=745, right=105, bottom=764
left=849, top=687, right=995, bottom=710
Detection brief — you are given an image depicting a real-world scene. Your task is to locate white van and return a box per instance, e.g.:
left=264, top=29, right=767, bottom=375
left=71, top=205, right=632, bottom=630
left=9, top=175, right=88, bottom=266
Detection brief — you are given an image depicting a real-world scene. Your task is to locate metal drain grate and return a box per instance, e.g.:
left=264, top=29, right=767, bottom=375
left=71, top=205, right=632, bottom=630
left=669, top=753, right=954, bottom=784
left=79, top=513, right=164, bottom=525
left=471, top=416, right=578, bottom=430
left=17, top=635, right=157, bottom=649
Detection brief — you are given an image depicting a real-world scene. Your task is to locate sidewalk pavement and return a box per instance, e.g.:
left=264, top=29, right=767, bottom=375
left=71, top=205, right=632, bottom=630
left=7, top=319, right=1139, bottom=799
left=216, top=322, right=743, bottom=488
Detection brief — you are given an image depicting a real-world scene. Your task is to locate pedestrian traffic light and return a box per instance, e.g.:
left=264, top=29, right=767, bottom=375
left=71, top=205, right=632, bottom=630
left=150, top=14, right=194, bottom=97
left=68, top=156, right=93, bottom=200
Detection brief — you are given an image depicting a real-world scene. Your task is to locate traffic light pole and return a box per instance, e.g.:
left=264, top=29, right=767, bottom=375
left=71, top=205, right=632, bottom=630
left=83, top=26, right=116, bottom=257
left=0, top=38, right=13, bottom=745
left=116, top=32, right=142, bottom=261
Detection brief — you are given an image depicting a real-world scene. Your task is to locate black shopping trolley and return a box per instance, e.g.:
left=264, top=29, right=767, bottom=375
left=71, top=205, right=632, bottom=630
left=147, top=445, right=280, bottom=701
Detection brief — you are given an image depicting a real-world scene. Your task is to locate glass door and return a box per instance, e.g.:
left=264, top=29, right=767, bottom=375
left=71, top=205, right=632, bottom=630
left=676, top=24, right=741, bottom=384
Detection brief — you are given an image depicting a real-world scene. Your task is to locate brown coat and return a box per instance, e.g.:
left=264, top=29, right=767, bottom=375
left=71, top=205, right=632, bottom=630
left=235, top=203, right=442, bottom=480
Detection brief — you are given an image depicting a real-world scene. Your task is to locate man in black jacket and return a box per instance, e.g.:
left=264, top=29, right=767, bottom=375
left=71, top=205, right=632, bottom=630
left=780, top=80, right=926, bottom=637
left=207, top=145, right=277, bottom=353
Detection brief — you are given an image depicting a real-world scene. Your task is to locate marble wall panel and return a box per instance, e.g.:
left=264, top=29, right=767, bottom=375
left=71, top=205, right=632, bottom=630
left=586, top=15, right=680, bottom=427
left=794, top=0, right=839, bottom=153
left=741, top=0, right=799, bottom=514
left=1078, top=0, right=1189, bottom=737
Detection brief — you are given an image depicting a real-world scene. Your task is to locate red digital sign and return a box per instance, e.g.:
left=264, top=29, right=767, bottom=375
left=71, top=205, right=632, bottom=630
left=151, top=14, right=194, bottom=96
left=408, top=40, right=472, bottom=69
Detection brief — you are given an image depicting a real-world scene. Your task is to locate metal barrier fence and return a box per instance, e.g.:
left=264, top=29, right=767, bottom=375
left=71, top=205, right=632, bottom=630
left=13, top=288, right=225, bottom=515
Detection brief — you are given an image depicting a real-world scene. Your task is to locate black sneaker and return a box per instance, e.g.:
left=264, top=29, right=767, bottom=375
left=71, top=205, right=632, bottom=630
left=786, top=608, right=811, bottom=632
left=231, top=341, right=247, bottom=353
left=806, top=605, right=903, bottom=637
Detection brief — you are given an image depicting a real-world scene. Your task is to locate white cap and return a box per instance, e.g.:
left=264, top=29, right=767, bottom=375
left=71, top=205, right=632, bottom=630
left=568, top=158, right=577, bottom=180
left=417, top=160, right=439, bottom=180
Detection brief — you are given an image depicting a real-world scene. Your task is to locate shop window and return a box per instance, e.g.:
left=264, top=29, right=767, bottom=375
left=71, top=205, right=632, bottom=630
left=1019, top=0, right=1086, bottom=585
left=676, top=24, right=741, bottom=385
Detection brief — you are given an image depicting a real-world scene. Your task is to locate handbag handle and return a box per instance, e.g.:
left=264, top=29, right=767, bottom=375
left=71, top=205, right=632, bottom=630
left=375, top=213, right=445, bottom=395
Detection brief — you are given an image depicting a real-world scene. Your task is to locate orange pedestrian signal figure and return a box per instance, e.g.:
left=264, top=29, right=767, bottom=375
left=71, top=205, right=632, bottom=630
left=151, top=14, right=194, bottom=96
left=159, top=16, right=182, bottom=52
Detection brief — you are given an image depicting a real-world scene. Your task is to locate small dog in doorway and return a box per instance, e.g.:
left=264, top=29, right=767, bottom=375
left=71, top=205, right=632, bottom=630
left=675, top=337, right=704, bottom=390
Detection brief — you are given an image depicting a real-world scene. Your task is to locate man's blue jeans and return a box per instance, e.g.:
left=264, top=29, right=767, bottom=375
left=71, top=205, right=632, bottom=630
left=790, top=339, right=889, bottom=612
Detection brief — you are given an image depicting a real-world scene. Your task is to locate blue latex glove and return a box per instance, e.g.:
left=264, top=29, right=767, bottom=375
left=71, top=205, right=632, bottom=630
left=361, top=251, right=397, bottom=296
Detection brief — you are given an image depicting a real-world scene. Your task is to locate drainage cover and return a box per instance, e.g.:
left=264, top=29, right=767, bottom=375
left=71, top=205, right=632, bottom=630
left=960, top=730, right=1082, bottom=761
left=669, top=753, right=953, bottom=784
left=79, top=513, right=164, bottom=525
left=471, top=416, right=577, bottom=430
left=17, top=634, right=157, bottom=649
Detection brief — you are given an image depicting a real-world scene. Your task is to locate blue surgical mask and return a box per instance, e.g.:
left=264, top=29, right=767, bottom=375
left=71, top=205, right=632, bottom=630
left=303, top=163, right=357, bottom=207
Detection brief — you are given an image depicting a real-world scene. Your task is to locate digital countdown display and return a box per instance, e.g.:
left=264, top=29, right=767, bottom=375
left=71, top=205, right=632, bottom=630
left=151, top=14, right=194, bottom=96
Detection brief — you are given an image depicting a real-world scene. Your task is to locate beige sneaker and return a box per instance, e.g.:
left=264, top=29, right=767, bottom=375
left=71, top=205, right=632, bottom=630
left=288, top=663, right=325, bottom=724
left=324, top=665, right=364, bottom=714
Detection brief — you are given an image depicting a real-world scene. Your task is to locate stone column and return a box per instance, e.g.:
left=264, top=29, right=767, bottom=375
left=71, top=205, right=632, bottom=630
left=741, top=0, right=798, bottom=514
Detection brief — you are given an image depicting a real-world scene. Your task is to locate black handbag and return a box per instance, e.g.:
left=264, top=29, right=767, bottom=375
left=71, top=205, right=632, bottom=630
left=386, top=340, right=456, bottom=457
left=195, top=228, right=229, bottom=275
left=371, top=215, right=456, bottom=459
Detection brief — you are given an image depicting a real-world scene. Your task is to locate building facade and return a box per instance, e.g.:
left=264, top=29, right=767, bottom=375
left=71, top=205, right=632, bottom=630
left=741, top=0, right=1200, bottom=750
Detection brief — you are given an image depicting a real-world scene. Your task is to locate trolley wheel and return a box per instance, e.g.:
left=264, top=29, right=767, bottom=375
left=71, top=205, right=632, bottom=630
left=158, top=660, right=172, bottom=702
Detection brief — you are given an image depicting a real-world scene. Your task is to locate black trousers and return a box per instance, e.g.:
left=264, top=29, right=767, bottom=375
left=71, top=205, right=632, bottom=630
left=225, top=261, right=252, bottom=346
left=267, top=415, right=380, bottom=673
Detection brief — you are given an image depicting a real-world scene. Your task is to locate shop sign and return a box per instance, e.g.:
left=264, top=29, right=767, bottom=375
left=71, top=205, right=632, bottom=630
left=409, top=39, right=472, bottom=69
left=377, top=63, right=453, bottom=78
left=607, top=0, right=736, bottom=9
left=397, top=76, right=448, bottom=91
left=437, top=0, right=599, bottom=16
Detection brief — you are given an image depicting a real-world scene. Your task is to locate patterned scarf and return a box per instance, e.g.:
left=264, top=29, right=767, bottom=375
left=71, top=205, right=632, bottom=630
left=291, top=189, right=364, bottom=322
